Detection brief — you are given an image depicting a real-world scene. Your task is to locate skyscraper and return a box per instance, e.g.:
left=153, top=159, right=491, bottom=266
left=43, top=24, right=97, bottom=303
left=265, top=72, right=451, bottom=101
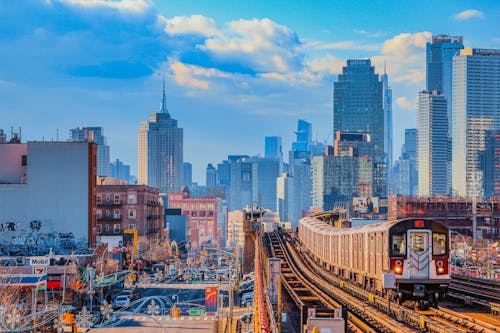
left=482, top=131, right=500, bottom=197
left=452, top=48, right=500, bottom=197
left=69, top=126, right=110, bottom=177
left=417, top=90, right=448, bottom=196
left=183, top=162, right=192, bottom=187
left=110, top=158, right=131, bottom=183
left=291, top=119, right=312, bottom=152
left=251, top=157, right=281, bottom=211
left=393, top=129, right=418, bottom=195
left=265, top=136, right=283, bottom=159
left=206, top=163, right=217, bottom=187
left=334, top=59, right=384, bottom=162
left=380, top=63, right=393, bottom=187
left=138, top=80, right=183, bottom=193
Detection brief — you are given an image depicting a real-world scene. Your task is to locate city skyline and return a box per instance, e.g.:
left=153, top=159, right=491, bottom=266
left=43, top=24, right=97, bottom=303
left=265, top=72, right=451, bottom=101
left=0, top=0, right=499, bottom=182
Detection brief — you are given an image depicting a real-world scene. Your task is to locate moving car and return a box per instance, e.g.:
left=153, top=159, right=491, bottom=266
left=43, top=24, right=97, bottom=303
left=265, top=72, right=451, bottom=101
left=113, top=295, right=130, bottom=308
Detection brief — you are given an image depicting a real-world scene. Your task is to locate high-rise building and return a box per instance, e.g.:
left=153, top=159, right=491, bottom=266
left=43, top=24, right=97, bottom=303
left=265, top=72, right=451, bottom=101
left=251, top=157, right=281, bottom=211
left=334, top=59, right=384, bottom=162
left=392, top=129, right=418, bottom=195
left=69, top=126, right=110, bottom=177
left=265, top=136, right=283, bottom=159
left=138, top=81, right=183, bottom=193
left=276, top=173, right=297, bottom=224
left=452, top=49, right=500, bottom=197
left=206, top=164, right=217, bottom=187
left=483, top=131, right=500, bottom=197
left=110, top=158, right=131, bottom=183
left=183, top=162, right=192, bottom=187
left=229, top=157, right=253, bottom=211
left=292, top=119, right=312, bottom=152
left=417, top=90, right=448, bottom=196
left=380, top=63, right=393, bottom=188
left=426, top=35, right=464, bottom=124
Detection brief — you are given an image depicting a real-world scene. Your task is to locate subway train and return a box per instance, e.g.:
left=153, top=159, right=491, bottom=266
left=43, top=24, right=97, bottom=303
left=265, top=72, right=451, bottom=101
left=298, top=215, right=450, bottom=307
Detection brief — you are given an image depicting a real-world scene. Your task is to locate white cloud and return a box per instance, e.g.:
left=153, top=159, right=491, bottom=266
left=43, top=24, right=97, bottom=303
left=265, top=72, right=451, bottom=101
left=307, top=54, right=344, bottom=75
left=59, top=0, right=151, bottom=13
left=164, top=15, right=221, bottom=37
left=170, top=61, right=230, bottom=90
left=454, top=9, right=484, bottom=21
left=353, top=29, right=389, bottom=38
left=201, top=18, right=302, bottom=73
left=396, top=96, right=413, bottom=110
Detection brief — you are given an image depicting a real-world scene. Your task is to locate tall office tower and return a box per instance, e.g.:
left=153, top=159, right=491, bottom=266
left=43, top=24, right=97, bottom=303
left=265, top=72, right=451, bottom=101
left=292, top=119, right=312, bottom=152
left=276, top=173, right=297, bottom=224
left=483, top=131, right=500, bottom=197
left=417, top=91, right=448, bottom=196
left=138, top=81, right=183, bottom=193
left=206, top=164, right=217, bottom=187
left=393, top=129, right=418, bottom=195
left=426, top=35, right=464, bottom=193
left=229, top=157, right=253, bottom=211
left=452, top=49, right=500, bottom=197
left=183, top=162, right=192, bottom=187
left=251, top=157, right=281, bottom=211
left=334, top=59, right=384, bottom=162
left=69, top=126, right=110, bottom=177
left=265, top=136, right=283, bottom=173
left=380, top=63, right=393, bottom=189
left=110, top=158, right=131, bottom=183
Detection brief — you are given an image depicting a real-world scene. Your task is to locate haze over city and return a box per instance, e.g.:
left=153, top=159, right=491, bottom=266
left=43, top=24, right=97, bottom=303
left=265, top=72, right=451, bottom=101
left=1, top=0, right=499, bottom=182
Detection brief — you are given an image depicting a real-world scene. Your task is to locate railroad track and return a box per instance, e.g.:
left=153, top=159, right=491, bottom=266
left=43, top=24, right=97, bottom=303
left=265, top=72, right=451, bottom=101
left=267, top=232, right=414, bottom=333
left=448, top=275, right=500, bottom=307
left=288, top=231, right=499, bottom=333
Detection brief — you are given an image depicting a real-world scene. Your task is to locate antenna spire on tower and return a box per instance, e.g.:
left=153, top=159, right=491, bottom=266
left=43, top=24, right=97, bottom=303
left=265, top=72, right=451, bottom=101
left=160, top=72, right=169, bottom=115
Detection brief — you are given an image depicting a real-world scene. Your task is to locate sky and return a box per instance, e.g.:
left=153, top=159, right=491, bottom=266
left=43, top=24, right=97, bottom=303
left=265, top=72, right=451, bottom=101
left=1, top=0, right=499, bottom=183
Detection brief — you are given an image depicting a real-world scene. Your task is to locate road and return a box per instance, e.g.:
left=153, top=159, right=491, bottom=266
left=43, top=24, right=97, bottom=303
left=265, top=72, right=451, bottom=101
left=88, top=315, right=215, bottom=333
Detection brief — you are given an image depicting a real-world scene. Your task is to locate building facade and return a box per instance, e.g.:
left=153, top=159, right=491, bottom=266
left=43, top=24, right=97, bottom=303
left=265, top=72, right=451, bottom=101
left=0, top=141, right=97, bottom=252
left=392, top=129, right=418, bottom=195
left=452, top=48, right=500, bottom=197
left=483, top=131, right=500, bottom=197
left=110, top=158, right=131, bottom=184
left=381, top=65, right=393, bottom=190
left=251, top=157, right=281, bottom=212
left=417, top=91, right=449, bottom=196
left=183, top=162, right=192, bottom=188
left=206, top=164, right=217, bottom=188
left=69, top=126, right=110, bottom=177
left=96, top=182, right=164, bottom=251
left=138, top=84, right=183, bottom=193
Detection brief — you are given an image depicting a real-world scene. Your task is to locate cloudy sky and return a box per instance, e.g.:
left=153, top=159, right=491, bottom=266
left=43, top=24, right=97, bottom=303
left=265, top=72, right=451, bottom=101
left=1, top=0, right=498, bottom=183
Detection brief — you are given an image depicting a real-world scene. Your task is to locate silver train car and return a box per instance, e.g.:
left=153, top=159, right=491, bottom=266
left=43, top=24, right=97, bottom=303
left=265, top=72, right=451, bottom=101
left=298, top=216, right=450, bottom=306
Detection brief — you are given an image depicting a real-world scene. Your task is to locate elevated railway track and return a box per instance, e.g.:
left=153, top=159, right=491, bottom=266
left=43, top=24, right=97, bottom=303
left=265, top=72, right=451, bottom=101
left=269, top=230, right=499, bottom=333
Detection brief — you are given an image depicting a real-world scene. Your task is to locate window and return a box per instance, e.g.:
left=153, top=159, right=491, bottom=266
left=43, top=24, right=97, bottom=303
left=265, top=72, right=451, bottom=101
left=113, top=224, right=121, bottom=233
left=113, top=209, right=121, bottom=219
left=97, top=224, right=102, bottom=235
left=105, top=224, right=110, bottom=232
left=191, top=211, right=198, bottom=217
left=432, top=233, right=447, bottom=256
left=97, top=195, right=102, bottom=204
left=208, top=211, right=214, bottom=218
left=114, top=194, right=120, bottom=204
left=411, top=234, right=426, bottom=253
left=105, top=194, right=111, bottom=202
left=96, top=209, right=102, bottom=219
left=105, top=209, right=111, bottom=217
left=128, top=193, right=137, bottom=204
left=128, top=224, right=136, bottom=230
left=128, top=209, right=136, bottom=219
left=391, top=233, right=406, bottom=256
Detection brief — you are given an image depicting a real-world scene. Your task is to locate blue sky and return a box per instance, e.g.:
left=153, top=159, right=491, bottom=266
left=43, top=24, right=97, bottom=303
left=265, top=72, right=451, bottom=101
left=1, top=0, right=499, bottom=183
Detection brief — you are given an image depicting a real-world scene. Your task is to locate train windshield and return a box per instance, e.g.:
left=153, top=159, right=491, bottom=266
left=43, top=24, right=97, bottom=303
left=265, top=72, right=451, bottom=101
left=391, top=233, right=406, bottom=257
left=432, top=233, right=447, bottom=256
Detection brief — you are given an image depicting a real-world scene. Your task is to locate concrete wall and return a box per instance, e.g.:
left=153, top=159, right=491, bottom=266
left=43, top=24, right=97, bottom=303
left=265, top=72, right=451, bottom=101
left=0, top=144, right=26, bottom=183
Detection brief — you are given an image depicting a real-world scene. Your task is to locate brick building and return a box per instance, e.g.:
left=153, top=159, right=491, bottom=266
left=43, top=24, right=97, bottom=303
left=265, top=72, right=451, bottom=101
left=97, top=179, right=164, bottom=250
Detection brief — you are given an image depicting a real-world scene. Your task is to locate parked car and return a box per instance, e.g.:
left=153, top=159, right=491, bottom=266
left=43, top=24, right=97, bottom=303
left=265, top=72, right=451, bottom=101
left=113, top=295, right=130, bottom=308
left=239, top=312, right=253, bottom=323
left=239, top=279, right=254, bottom=290
left=240, top=293, right=254, bottom=307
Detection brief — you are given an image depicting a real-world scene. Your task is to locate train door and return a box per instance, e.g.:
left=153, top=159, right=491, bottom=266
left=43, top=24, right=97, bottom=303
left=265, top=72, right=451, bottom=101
left=407, top=230, right=430, bottom=278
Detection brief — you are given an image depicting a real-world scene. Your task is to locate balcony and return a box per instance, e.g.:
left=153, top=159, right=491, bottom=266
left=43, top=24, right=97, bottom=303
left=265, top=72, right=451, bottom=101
left=98, top=215, right=122, bottom=221
left=146, top=214, right=161, bottom=220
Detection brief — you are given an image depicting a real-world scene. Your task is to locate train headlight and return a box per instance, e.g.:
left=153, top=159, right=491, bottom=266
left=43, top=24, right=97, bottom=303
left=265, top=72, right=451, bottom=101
left=437, top=267, right=444, bottom=273
left=395, top=266, right=402, bottom=274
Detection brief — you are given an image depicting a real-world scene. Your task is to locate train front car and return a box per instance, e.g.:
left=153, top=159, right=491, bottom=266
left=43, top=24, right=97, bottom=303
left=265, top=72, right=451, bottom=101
left=389, top=218, right=450, bottom=307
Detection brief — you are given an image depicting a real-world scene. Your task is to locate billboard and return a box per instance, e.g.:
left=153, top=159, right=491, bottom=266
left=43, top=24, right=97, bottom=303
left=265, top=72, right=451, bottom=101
left=205, top=287, right=218, bottom=312
left=352, top=197, right=379, bottom=214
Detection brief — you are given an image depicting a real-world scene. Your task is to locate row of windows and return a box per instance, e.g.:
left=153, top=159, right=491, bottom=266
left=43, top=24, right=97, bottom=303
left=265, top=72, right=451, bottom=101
left=97, top=209, right=136, bottom=219
left=97, top=223, right=136, bottom=234
left=97, top=193, right=137, bottom=204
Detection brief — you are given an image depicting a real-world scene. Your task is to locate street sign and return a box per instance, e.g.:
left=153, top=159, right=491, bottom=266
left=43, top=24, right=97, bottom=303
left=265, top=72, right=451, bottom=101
left=33, top=266, right=47, bottom=275
left=189, top=309, right=206, bottom=316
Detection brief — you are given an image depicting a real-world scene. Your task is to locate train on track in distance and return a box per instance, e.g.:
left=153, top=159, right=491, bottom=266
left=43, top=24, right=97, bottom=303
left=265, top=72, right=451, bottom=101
left=297, top=213, right=450, bottom=307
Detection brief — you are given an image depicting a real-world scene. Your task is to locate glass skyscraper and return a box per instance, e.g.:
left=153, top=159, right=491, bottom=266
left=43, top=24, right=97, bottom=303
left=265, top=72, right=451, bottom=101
left=417, top=91, right=448, bottom=196
left=334, top=59, right=384, bottom=162
left=452, top=48, right=500, bottom=197
left=381, top=64, right=393, bottom=182
left=69, top=126, right=110, bottom=177
left=138, top=81, right=183, bottom=193
left=291, top=119, right=312, bottom=152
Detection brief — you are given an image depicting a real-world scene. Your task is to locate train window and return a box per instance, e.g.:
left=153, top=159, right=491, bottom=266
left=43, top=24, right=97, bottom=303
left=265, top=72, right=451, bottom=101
left=432, top=233, right=447, bottom=256
left=411, top=234, right=426, bottom=253
left=391, top=234, right=406, bottom=256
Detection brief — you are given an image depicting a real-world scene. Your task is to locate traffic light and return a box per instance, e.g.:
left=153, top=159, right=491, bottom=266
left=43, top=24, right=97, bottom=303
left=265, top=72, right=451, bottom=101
left=63, top=312, right=75, bottom=324
left=170, top=306, right=181, bottom=318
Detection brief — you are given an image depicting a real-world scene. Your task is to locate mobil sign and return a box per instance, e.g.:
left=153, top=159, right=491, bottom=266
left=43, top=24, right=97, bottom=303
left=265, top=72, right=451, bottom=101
left=26, top=256, right=50, bottom=266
